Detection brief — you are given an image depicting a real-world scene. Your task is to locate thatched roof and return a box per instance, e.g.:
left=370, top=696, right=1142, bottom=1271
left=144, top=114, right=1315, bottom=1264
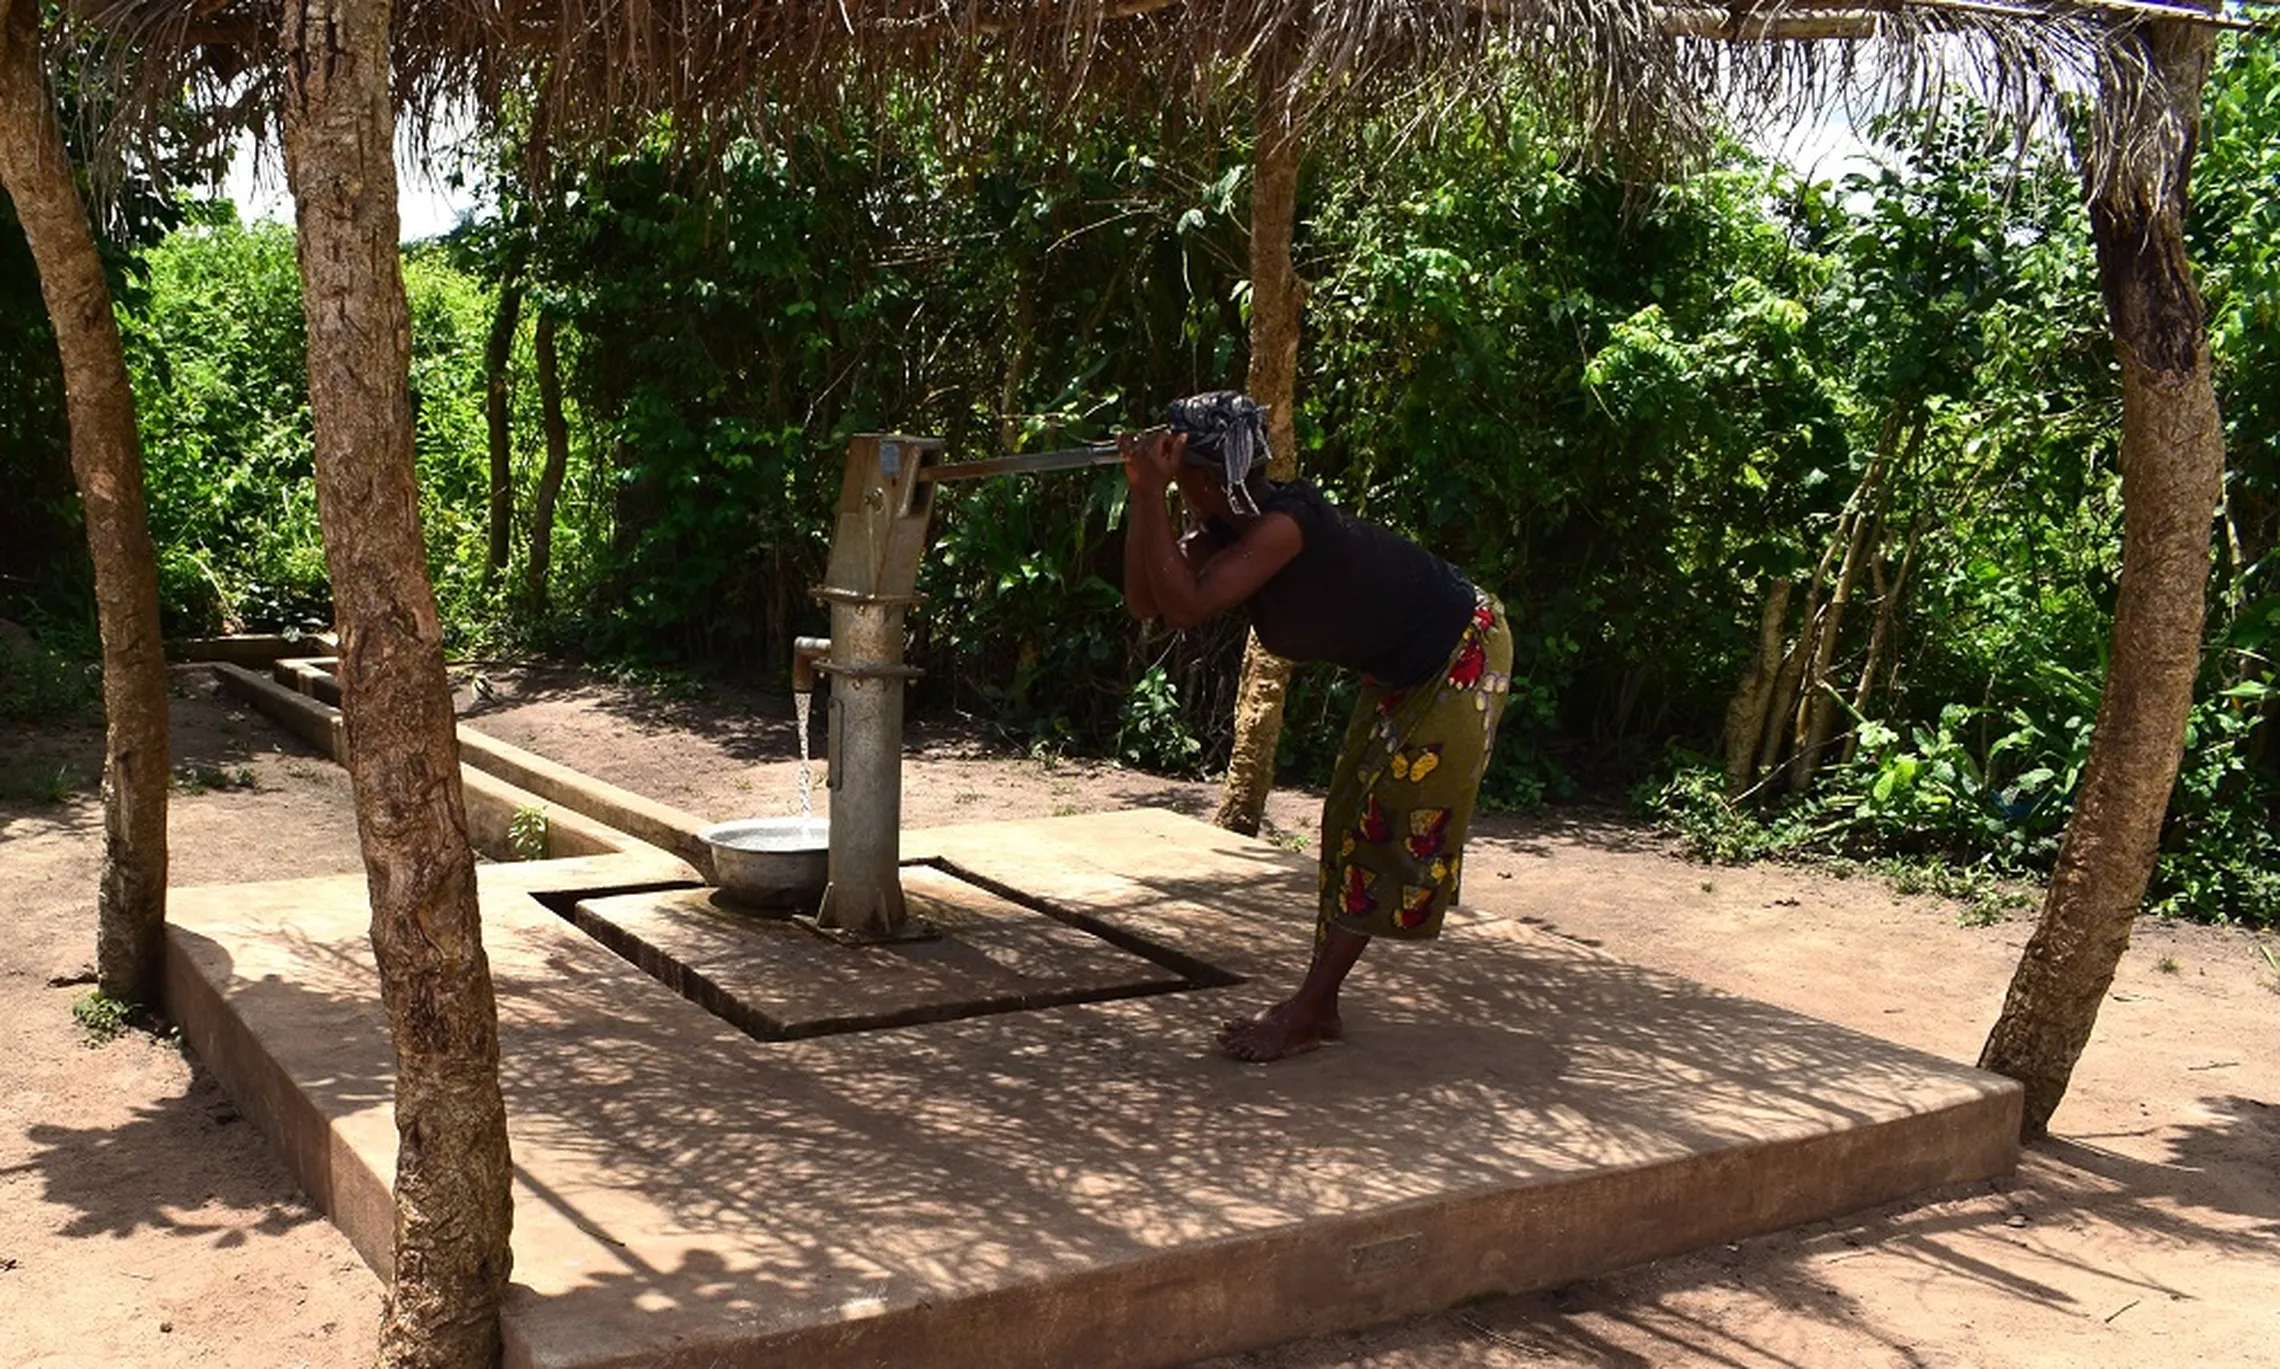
left=61, top=1, right=2260, bottom=195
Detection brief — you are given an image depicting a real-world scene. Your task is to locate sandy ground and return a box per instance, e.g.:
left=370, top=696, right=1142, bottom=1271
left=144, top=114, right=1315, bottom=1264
left=2, top=664, right=2274, bottom=1368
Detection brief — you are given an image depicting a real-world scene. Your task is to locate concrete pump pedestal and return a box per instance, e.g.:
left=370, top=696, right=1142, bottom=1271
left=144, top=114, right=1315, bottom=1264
left=165, top=809, right=2019, bottom=1369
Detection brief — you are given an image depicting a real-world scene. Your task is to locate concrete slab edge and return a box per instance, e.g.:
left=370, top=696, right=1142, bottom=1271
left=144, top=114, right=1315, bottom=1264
left=212, top=662, right=345, bottom=761
left=273, top=655, right=343, bottom=707
left=163, top=924, right=398, bottom=1283
left=169, top=632, right=338, bottom=665
left=215, top=652, right=718, bottom=878
left=457, top=725, right=719, bottom=881
left=161, top=851, right=704, bottom=1290
left=207, top=660, right=678, bottom=867
left=463, top=768, right=636, bottom=860
left=503, top=1084, right=2020, bottom=1369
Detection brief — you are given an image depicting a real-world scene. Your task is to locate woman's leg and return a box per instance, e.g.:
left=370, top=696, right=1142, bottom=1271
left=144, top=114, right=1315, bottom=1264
left=1216, top=921, right=1370, bottom=1062
left=1216, top=599, right=1511, bottom=1063
left=1217, top=692, right=1387, bottom=1063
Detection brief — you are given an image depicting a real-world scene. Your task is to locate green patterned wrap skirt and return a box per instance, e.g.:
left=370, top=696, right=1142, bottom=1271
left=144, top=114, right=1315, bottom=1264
left=1317, top=593, right=1512, bottom=942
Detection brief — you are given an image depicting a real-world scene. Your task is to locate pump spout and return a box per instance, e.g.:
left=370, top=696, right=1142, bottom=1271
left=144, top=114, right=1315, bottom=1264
left=791, top=636, right=831, bottom=694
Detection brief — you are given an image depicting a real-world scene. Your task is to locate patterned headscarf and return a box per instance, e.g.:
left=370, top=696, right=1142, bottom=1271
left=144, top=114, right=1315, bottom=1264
left=1164, top=391, right=1271, bottom=517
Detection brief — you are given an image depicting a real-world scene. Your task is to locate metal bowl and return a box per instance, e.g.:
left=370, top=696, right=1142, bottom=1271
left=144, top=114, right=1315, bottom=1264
left=698, top=817, right=829, bottom=908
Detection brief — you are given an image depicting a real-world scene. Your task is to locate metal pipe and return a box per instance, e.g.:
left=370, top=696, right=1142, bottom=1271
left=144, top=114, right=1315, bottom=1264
left=815, top=601, right=910, bottom=936
left=808, top=433, right=942, bottom=942
left=917, top=445, right=1123, bottom=482
left=791, top=636, right=831, bottom=694
left=804, top=428, right=1148, bottom=943
left=917, top=427, right=1163, bottom=483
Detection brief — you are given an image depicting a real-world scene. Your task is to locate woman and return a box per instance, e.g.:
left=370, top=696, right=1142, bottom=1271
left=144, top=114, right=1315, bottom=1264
left=1120, top=391, right=1511, bottom=1063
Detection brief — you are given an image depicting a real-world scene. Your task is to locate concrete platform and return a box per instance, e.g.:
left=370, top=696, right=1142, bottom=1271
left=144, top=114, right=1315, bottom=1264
left=165, top=809, right=2021, bottom=1369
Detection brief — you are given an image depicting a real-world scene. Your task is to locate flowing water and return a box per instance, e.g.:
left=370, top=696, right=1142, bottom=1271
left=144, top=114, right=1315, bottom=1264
left=794, top=689, right=815, bottom=819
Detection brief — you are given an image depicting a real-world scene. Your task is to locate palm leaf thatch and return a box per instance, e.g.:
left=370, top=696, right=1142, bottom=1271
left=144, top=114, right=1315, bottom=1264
left=57, top=0, right=2252, bottom=197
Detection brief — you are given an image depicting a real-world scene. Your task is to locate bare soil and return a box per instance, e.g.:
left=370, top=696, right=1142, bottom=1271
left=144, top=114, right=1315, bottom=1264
left=3, top=664, right=2274, bottom=1368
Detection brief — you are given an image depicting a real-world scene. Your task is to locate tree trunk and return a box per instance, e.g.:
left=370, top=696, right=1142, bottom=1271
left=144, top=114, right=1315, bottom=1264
left=0, top=0, right=170, bottom=1005
left=1213, top=26, right=1304, bottom=837
left=1842, top=514, right=1922, bottom=765
left=1979, top=19, right=2225, bottom=1138
left=526, top=309, right=569, bottom=612
left=1723, top=577, right=1791, bottom=792
left=1790, top=445, right=1895, bottom=790
left=1756, top=530, right=1840, bottom=782
left=482, top=271, right=524, bottom=587
left=279, top=0, right=514, bottom=1362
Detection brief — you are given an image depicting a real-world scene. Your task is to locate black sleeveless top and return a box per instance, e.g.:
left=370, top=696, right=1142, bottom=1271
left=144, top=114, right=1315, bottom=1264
left=1207, top=480, right=1476, bottom=688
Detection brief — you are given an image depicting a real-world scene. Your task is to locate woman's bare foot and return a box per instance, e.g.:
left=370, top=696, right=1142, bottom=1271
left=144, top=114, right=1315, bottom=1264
left=1216, top=999, right=1343, bottom=1063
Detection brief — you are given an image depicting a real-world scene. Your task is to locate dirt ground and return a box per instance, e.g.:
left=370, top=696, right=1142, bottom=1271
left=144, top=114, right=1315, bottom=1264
left=3, top=664, right=2274, bottom=1368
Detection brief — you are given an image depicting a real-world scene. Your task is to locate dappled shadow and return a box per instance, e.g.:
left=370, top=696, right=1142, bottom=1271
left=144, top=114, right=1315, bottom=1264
left=471, top=830, right=2034, bottom=1363
left=1199, top=1099, right=2280, bottom=1369
left=128, top=817, right=2278, bottom=1368
left=0, top=714, right=102, bottom=820
left=1468, top=804, right=1682, bottom=862
left=1084, top=779, right=1219, bottom=822
left=5, top=1042, right=331, bottom=1251
left=2038, top=1099, right=2280, bottom=1242
left=0, top=789, right=102, bottom=843
left=1200, top=1093, right=2280, bottom=1369
left=171, top=696, right=330, bottom=774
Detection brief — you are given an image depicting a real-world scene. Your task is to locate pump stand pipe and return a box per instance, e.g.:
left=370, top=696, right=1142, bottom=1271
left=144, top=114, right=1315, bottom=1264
left=802, top=435, right=942, bottom=941
left=801, top=432, right=1138, bottom=943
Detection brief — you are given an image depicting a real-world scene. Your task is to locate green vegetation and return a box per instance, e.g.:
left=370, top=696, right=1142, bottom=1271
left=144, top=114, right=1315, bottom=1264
left=0, top=627, right=97, bottom=723
left=70, top=991, right=139, bottom=1047
left=6, top=41, right=2276, bottom=924
left=508, top=804, right=550, bottom=861
left=172, top=763, right=257, bottom=795
left=0, top=761, right=77, bottom=804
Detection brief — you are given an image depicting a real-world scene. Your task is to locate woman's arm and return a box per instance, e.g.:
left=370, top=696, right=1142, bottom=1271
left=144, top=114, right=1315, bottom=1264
left=1121, top=433, right=1300, bottom=627
left=1123, top=504, right=1220, bottom=622
left=1143, top=511, right=1301, bottom=629
left=1123, top=487, right=1167, bottom=621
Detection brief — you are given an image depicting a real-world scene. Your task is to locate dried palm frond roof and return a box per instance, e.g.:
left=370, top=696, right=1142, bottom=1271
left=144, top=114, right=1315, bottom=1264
left=61, top=0, right=2262, bottom=192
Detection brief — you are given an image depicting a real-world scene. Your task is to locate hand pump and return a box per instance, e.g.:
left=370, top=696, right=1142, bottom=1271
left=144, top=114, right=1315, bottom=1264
left=803, top=433, right=1130, bottom=941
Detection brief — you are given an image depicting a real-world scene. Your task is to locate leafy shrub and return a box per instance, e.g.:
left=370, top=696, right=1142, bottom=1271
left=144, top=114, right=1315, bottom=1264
left=1116, top=665, right=1202, bottom=774
left=0, top=629, right=97, bottom=723
left=509, top=804, right=551, bottom=861
left=72, top=992, right=139, bottom=1047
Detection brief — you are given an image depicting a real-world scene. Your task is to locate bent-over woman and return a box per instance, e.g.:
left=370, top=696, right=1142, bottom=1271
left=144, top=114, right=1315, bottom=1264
left=1120, top=391, right=1511, bottom=1062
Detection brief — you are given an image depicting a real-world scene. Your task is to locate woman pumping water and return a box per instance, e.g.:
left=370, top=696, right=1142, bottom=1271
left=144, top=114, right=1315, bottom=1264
left=1119, top=392, right=1511, bottom=1063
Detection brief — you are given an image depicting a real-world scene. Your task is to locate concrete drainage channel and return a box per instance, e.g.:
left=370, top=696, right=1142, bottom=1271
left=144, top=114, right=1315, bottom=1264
left=199, top=642, right=1244, bottom=1048
left=539, top=859, right=1242, bottom=1045
left=206, top=648, right=722, bottom=872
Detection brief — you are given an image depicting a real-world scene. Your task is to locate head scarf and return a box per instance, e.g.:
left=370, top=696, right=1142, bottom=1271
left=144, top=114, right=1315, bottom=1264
left=1164, top=391, right=1271, bottom=517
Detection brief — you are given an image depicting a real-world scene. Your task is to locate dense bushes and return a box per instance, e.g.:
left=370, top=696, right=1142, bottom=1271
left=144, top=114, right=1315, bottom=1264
left=118, top=206, right=522, bottom=643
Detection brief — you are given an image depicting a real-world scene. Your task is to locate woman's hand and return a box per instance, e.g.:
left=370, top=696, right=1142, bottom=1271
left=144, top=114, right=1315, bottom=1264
left=1120, top=427, right=1184, bottom=496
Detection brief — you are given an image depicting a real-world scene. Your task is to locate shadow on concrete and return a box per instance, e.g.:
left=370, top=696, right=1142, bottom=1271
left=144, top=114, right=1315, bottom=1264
left=148, top=814, right=2247, bottom=1368
left=494, top=884, right=2002, bottom=1358
left=1196, top=1097, right=2280, bottom=1369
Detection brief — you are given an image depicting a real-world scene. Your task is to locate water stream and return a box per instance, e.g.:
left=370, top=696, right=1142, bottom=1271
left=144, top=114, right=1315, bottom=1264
left=794, top=689, right=815, bottom=819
